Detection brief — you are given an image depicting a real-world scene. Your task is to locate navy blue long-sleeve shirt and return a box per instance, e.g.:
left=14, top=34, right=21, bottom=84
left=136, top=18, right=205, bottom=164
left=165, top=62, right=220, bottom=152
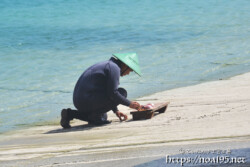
left=73, top=57, right=131, bottom=113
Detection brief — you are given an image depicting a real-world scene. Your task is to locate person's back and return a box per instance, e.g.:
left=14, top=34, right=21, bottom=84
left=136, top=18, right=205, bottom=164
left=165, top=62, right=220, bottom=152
left=73, top=58, right=122, bottom=111
left=73, top=61, right=107, bottom=108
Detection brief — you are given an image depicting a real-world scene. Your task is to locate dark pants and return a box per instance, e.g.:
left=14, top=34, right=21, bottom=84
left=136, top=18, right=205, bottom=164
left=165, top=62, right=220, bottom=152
left=70, top=88, right=127, bottom=121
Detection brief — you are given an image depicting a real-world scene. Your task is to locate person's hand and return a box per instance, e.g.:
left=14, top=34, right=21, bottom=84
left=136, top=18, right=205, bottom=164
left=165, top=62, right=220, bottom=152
left=115, top=111, right=128, bottom=121
left=129, top=101, right=141, bottom=110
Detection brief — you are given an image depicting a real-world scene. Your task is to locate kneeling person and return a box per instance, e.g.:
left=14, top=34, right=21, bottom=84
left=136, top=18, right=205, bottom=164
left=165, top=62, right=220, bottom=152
left=60, top=53, right=142, bottom=128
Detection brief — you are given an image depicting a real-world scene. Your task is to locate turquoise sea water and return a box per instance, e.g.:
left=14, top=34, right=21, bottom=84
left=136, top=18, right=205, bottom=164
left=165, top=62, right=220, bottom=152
left=0, top=0, right=250, bottom=134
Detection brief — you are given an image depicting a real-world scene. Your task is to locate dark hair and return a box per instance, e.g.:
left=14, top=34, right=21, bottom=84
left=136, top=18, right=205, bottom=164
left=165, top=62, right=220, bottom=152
left=116, top=59, right=124, bottom=67
left=112, top=56, right=124, bottom=68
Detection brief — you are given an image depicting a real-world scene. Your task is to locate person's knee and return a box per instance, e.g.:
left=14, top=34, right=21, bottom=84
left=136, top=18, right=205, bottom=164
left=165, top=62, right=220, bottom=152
left=118, top=87, right=127, bottom=98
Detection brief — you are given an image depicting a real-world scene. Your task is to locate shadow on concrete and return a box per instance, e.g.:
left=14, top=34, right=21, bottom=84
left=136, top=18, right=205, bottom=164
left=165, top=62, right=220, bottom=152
left=135, top=148, right=250, bottom=167
left=46, top=112, right=164, bottom=134
left=45, top=123, right=103, bottom=134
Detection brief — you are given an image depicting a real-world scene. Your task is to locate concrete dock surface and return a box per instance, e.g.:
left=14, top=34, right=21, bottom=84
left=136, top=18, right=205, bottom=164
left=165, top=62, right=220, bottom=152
left=1, top=72, right=250, bottom=167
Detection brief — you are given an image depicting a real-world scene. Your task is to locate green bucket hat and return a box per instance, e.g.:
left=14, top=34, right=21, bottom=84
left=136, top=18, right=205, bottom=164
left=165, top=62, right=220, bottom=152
left=113, top=53, right=141, bottom=76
